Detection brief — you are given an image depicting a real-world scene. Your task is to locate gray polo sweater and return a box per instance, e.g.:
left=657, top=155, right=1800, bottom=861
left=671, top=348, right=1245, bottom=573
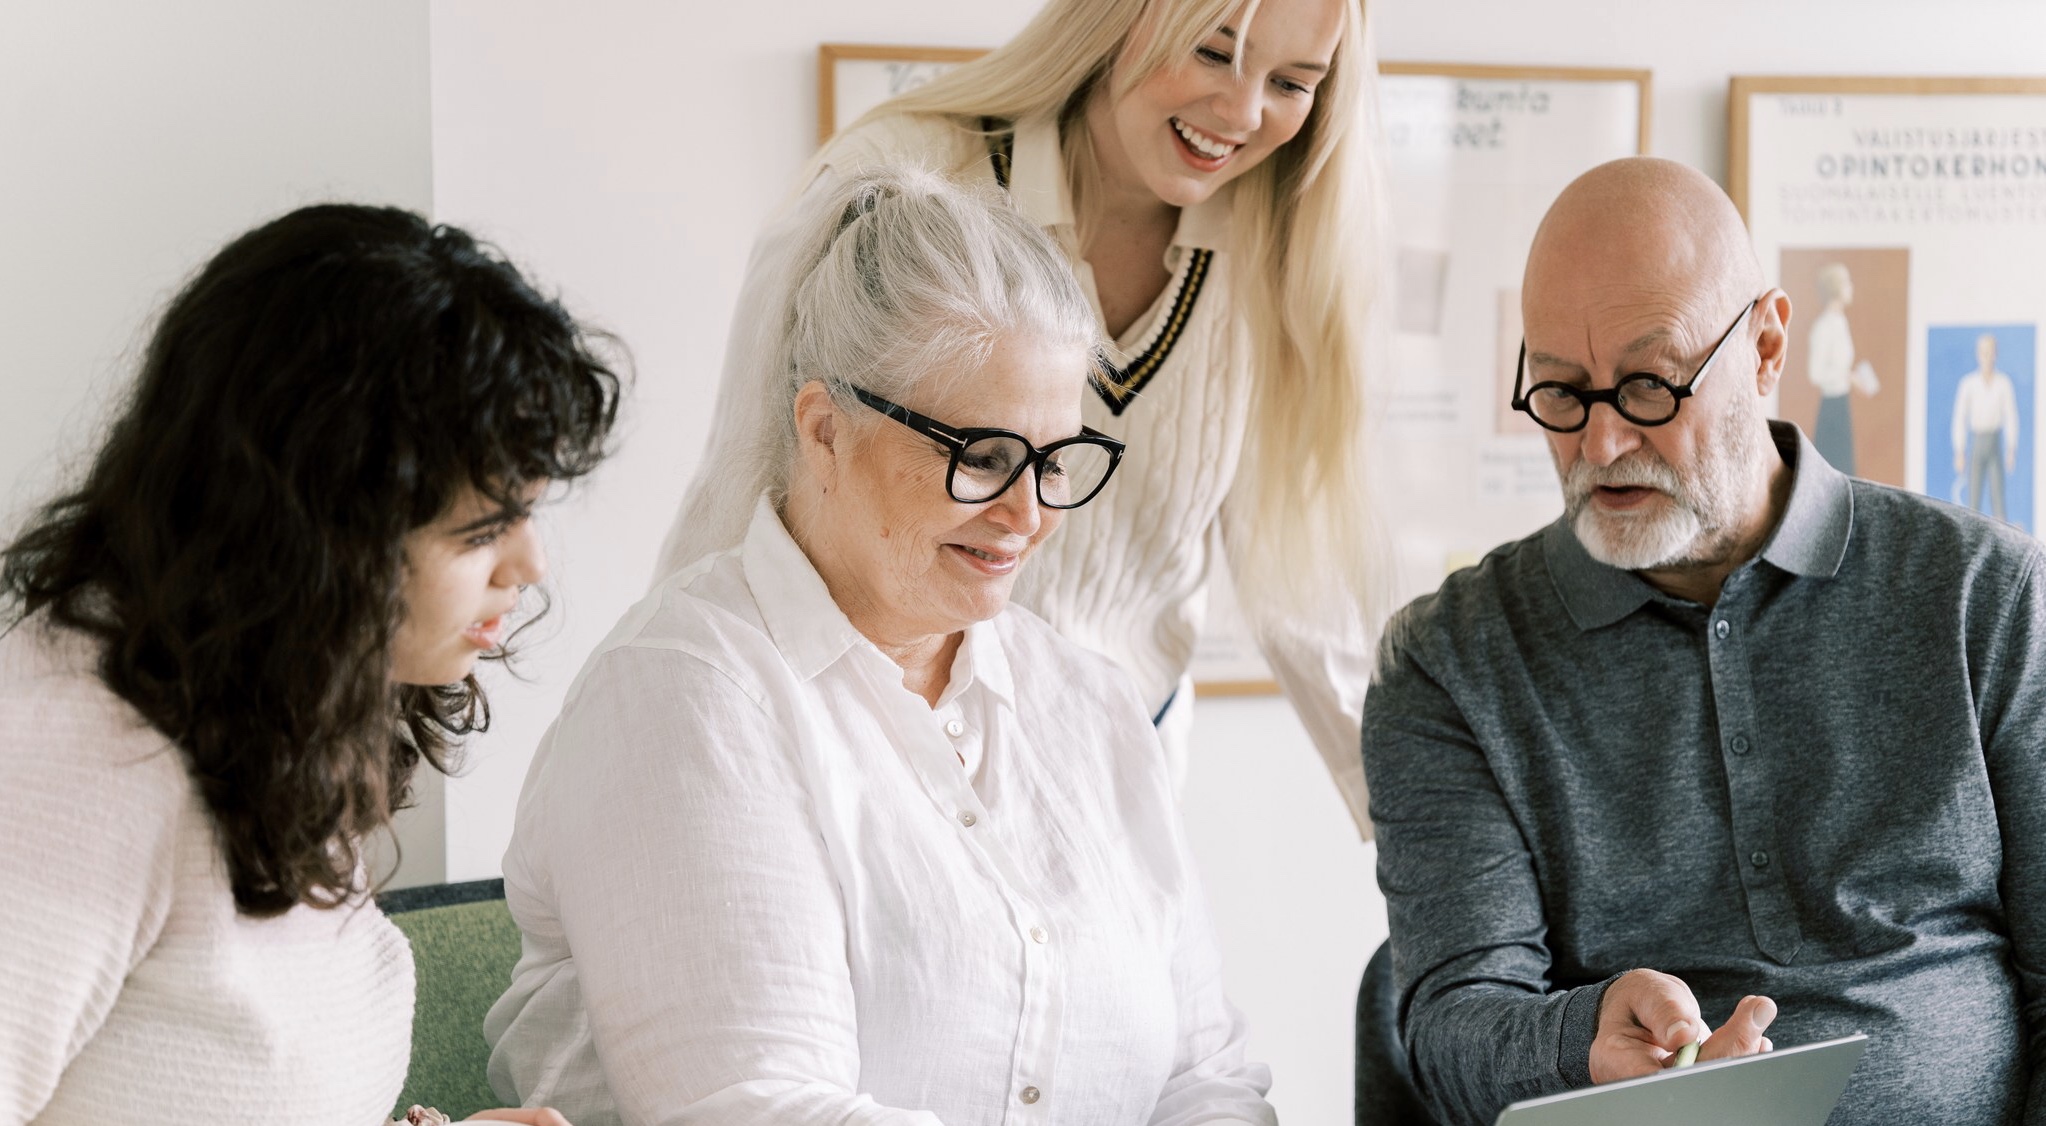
left=1363, top=422, right=2046, bottom=1125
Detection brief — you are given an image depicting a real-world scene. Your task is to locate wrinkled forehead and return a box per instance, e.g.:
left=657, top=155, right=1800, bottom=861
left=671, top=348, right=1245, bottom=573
left=1521, top=275, right=1728, bottom=374
left=1522, top=221, right=1746, bottom=371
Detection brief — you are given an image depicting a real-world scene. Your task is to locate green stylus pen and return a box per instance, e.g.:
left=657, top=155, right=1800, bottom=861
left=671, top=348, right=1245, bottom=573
left=1671, top=1039, right=1703, bottom=1068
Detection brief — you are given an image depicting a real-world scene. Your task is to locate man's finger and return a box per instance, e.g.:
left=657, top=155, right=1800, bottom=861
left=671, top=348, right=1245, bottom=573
left=1697, top=994, right=1778, bottom=1061
left=1624, top=971, right=1705, bottom=1048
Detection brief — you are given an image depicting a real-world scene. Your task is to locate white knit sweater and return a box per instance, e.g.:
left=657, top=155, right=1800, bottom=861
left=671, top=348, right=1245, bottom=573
left=0, top=619, right=415, bottom=1125
left=654, top=114, right=1373, bottom=831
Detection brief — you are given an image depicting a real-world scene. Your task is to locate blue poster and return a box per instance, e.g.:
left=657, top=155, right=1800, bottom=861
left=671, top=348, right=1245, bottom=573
left=1926, top=324, right=2034, bottom=533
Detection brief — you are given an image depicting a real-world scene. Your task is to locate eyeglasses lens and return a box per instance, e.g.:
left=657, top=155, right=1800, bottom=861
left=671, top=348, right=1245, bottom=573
left=1041, top=441, right=1115, bottom=507
left=952, top=436, right=1032, bottom=502
left=952, top=435, right=1115, bottom=506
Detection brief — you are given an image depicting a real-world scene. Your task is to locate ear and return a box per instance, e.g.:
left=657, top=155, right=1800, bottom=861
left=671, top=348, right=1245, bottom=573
left=791, top=380, right=843, bottom=483
left=1751, top=288, right=1792, bottom=398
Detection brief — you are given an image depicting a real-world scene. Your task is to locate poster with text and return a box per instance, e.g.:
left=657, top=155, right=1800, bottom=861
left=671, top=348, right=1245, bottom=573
left=1374, top=64, right=1648, bottom=608
left=1733, top=77, right=2046, bottom=534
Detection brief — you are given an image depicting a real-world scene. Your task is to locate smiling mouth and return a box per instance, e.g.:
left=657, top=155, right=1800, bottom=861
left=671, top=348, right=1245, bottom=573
left=1171, top=117, right=1240, bottom=162
left=957, top=545, right=1013, bottom=563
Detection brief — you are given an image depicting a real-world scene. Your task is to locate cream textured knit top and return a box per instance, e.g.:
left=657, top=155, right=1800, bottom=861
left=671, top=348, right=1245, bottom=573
left=0, top=618, right=415, bottom=1125
left=654, top=114, right=1372, bottom=831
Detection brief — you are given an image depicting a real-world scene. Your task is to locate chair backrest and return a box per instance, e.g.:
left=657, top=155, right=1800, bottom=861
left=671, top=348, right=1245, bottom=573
left=1355, top=939, right=1440, bottom=1125
left=379, top=878, right=519, bottom=1120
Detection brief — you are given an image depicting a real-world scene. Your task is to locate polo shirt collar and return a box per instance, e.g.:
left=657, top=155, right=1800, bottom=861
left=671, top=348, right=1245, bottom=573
left=1008, top=115, right=1233, bottom=252
left=1545, top=420, right=1855, bottom=631
left=1756, top=421, right=1854, bottom=579
left=1544, top=519, right=1660, bottom=632
left=741, top=497, right=1017, bottom=701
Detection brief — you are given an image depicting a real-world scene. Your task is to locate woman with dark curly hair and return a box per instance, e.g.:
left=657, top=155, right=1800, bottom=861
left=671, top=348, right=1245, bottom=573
left=0, top=204, right=621, bottom=1125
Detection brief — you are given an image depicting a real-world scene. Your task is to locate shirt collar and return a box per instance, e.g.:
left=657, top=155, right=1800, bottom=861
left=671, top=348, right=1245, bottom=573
left=741, top=497, right=1021, bottom=705
left=1756, top=420, right=1854, bottom=579
left=1008, top=115, right=1232, bottom=252
left=741, top=498, right=866, bottom=681
left=1545, top=420, right=1855, bottom=632
left=934, top=614, right=1016, bottom=711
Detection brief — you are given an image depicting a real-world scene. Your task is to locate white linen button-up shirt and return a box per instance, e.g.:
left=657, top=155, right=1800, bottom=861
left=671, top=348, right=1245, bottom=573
left=485, top=500, right=1274, bottom=1126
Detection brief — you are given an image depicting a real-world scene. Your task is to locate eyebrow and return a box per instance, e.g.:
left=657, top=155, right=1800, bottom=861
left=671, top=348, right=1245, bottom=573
left=1213, top=24, right=1331, bottom=73
left=1619, top=329, right=1678, bottom=360
left=450, top=505, right=526, bottom=535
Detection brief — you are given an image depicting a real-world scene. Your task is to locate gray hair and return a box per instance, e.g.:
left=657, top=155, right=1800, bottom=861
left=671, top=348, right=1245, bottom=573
left=653, top=165, right=1102, bottom=582
left=750, top=166, right=1102, bottom=514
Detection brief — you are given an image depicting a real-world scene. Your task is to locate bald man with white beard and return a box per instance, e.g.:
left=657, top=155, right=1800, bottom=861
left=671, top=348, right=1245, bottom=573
left=1360, top=158, right=2046, bottom=1125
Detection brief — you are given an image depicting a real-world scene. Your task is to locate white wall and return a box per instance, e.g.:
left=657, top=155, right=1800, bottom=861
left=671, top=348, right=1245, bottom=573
left=0, top=1, right=439, bottom=875
left=424, top=3, right=2046, bottom=1122
left=1, top=3, right=433, bottom=514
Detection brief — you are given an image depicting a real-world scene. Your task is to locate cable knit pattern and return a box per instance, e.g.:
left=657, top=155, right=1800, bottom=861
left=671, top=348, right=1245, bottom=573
left=0, top=619, right=415, bottom=1125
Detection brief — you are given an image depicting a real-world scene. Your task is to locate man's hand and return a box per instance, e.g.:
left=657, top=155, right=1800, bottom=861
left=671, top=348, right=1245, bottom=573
left=1589, top=969, right=1778, bottom=1084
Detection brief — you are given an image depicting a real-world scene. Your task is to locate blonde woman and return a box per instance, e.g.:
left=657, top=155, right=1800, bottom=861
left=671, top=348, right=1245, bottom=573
left=656, top=0, right=1388, bottom=828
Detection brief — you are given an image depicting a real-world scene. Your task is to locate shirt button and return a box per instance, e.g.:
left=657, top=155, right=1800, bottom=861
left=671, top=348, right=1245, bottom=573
left=1029, top=925, right=1048, bottom=944
left=1750, top=849, right=1771, bottom=868
left=1019, top=1086, right=1041, bottom=1105
left=958, top=811, right=977, bottom=827
left=944, top=719, right=965, bottom=738
left=1731, top=736, right=1751, bottom=755
left=1714, top=620, right=1731, bottom=640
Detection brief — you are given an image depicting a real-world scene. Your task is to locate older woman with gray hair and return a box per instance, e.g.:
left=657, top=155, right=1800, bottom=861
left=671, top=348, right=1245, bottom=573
left=483, top=167, right=1276, bottom=1126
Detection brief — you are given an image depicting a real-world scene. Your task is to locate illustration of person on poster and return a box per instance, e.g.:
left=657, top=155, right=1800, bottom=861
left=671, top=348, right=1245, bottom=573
left=1928, top=324, right=2034, bottom=533
left=1953, top=332, right=2021, bottom=521
left=1805, top=262, right=1880, bottom=474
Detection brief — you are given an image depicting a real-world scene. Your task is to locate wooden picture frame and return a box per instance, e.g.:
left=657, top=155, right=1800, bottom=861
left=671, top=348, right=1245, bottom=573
left=1731, top=76, right=2046, bottom=526
left=817, top=44, right=987, bottom=145
left=1379, top=62, right=1652, bottom=152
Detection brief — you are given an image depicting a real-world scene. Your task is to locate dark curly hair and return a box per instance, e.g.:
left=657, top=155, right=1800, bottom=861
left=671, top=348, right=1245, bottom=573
left=0, top=204, right=622, bottom=916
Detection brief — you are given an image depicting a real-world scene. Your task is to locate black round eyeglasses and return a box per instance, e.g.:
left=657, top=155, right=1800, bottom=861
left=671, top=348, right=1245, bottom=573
left=1510, top=298, right=1760, bottom=433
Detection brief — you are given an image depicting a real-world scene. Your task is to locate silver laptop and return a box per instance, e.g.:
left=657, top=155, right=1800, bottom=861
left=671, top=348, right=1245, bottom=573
left=1494, top=1035, right=1869, bottom=1126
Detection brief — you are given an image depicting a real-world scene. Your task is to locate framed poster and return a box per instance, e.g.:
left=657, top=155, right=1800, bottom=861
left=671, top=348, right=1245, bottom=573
left=1192, top=63, right=1650, bottom=696
left=1731, top=76, right=2046, bottom=533
left=1369, top=63, right=1649, bottom=589
left=817, top=44, right=986, bottom=144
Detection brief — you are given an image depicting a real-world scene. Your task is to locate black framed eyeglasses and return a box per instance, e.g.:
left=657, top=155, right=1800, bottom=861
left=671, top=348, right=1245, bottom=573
left=1511, top=298, right=1760, bottom=433
left=852, top=387, right=1126, bottom=510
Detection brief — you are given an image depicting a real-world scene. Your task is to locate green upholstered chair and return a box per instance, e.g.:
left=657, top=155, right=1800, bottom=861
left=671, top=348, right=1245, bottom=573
left=379, top=878, right=520, bottom=1120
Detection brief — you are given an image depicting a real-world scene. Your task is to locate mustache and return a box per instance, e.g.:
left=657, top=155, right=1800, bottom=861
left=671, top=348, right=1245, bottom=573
left=1565, top=455, right=1682, bottom=500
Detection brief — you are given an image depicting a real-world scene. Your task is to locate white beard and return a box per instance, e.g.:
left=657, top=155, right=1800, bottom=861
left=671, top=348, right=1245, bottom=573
left=1571, top=487, right=1705, bottom=570
left=1563, top=410, right=1770, bottom=571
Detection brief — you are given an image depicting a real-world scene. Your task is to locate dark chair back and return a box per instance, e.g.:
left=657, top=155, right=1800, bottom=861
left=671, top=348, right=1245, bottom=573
left=1356, top=939, right=1440, bottom=1125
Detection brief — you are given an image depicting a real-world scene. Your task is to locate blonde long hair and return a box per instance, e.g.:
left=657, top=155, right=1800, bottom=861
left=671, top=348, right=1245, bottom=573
left=862, top=0, right=1389, bottom=630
